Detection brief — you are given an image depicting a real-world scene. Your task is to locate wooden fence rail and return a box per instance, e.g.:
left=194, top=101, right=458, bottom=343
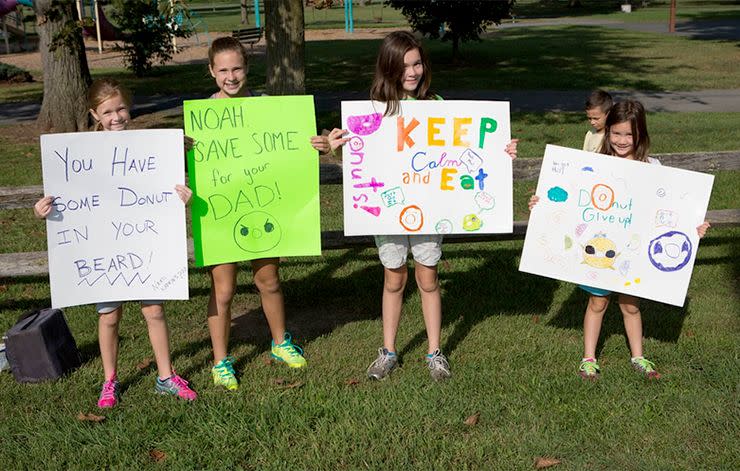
left=1, top=151, right=738, bottom=277
left=1, top=151, right=738, bottom=210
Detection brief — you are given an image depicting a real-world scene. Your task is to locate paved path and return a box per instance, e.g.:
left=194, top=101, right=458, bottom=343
left=1, top=88, right=739, bottom=125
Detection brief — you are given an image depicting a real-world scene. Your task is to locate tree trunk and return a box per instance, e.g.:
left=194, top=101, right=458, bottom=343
left=451, top=33, right=460, bottom=64
left=265, top=0, right=305, bottom=95
left=568, top=0, right=582, bottom=7
left=34, top=0, right=92, bottom=132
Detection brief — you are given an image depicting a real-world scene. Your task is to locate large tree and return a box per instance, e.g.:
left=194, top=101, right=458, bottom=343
left=386, top=0, right=515, bottom=61
left=265, top=0, right=305, bottom=95
left=34, top=0, right=92, bottom=132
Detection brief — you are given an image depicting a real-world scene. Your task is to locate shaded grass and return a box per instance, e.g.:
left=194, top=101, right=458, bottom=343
left=0, top=226, right=737, bottom=468
left=2, top=24, right=740, bottom=102
left=513, top=0, right=740, bottom=23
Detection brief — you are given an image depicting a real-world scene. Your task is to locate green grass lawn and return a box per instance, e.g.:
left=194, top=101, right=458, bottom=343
left=0, top=224, right=738, bottom=468
left=3, top=23, right=740, bottom=103
left=513, top=0, right=740, bottom=22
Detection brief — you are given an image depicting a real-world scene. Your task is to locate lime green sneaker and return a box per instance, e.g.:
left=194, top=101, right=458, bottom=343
left=578, top=357, right=600, bottom=380
left=212, top=356, right=238, bottom=391
left=631, top=356, right=661, bottom=379
left=271, top=333, right=307, bottom=368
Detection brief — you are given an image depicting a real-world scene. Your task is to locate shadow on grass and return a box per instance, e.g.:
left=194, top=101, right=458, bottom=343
left=547, top=286, right=691, bottom=357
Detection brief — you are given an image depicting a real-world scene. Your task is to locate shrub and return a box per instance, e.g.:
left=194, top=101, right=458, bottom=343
left=110, top=0, right=191, bottom=77
left=0, top=62, right=33, bottom=83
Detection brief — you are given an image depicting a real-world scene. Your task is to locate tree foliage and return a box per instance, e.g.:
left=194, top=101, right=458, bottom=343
left=385, top=0, right=515, bottom=60
left=110, top=0, right=191, bottom=77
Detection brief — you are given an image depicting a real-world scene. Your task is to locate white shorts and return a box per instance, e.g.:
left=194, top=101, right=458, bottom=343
left=96, top=300, right=162, bottom=314
left=374, top=234, right=443, bottom=269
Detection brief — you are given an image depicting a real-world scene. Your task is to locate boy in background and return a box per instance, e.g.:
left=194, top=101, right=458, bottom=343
left=583, top=89, right=613, bottom=152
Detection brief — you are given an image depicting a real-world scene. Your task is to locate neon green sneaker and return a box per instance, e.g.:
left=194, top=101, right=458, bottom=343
left=271, top=333, right=307, bottom=368
left=631, top=356, right=661, bottom=379
left=212, top=356, right=238, bottom=391
left=578, top=357, right=600, bottom=379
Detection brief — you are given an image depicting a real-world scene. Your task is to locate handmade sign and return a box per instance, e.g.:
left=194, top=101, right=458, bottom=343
left=519, top=144, right=714, bottom=307
left=184, top=96, right=321, bottom=266
left=341, top=100, right=512, bottom=235
left=40, top=130, right=189, bottom=309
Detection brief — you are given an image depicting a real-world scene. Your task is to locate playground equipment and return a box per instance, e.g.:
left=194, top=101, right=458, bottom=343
left=76, top=0, right=121, bottom=54
left=0, top=0, right=33, bottom=54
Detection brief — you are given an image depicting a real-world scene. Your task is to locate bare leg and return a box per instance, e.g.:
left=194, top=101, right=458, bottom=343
left=382, top=266, right=407, bottom=353
left=415, top=263, right=442, bottom=354
left=583, top=294, right=610, bottom=359
left=141, top=303, right=173, bottom=379
left=207, top=263, right=238, bottom=364
left=618, top=294, right=643, bottom=358
left=251, top=257, right=285, bottom=345
left=98, top=307, right=122, bottom=380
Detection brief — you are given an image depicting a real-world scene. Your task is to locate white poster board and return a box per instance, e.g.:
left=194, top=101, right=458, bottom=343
left=341, top=100, right=512, bottom=235
left=40, top=130, right=189, bottom=309
left=519, top=144, right=714, bottom=307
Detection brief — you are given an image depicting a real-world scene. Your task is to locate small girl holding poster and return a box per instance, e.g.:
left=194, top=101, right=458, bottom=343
left=335, top=31, right=518, bottom=381
left=529, top=100, right=710, bottom=380
left=200, top=37, right=345, bottom=391
left=33, top=78, right=196, bottom=408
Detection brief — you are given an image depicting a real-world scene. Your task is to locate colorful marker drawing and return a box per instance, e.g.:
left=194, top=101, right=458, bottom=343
left=582, top=233, right=619, bottom=269
left=380, top=187, right=405, bottom=208
left=648, top=231, right=692, bottom=272
left=547, top=186, right=568, bottom=202
left=655, top=209, right=678, bottom=228
left=399, top=205, right=424, bottom=232
left=435, top=219, right=453, bottom=234
left=462, top=214, right=482, bottom=231
left=346, top=113, right=382, bottom=136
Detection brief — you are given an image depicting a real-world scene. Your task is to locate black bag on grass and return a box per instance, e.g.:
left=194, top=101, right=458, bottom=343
left=4, top=308, right=81, bottom=383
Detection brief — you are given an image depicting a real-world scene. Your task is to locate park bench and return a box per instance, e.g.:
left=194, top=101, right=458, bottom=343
left=1, top=151, right=738, bottom=277
left=231, top=27, right=264, bottom=48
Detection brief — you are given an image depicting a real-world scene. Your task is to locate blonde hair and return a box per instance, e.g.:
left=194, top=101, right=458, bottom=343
left=87, top=78, right=132, bottom=131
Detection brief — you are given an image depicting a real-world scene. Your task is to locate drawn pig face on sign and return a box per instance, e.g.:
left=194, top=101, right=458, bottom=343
left=233, top=211, right=282, bottom=253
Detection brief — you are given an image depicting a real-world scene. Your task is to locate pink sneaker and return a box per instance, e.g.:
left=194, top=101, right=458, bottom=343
left=97, top=377, right=120, bottom=408
left=155, top=373, right=197, bottom=401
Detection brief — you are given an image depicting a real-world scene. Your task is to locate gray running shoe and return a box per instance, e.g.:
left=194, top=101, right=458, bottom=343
left=426, top=349, right=451, bottom=381
left=366, top=347, right=398, bottom=380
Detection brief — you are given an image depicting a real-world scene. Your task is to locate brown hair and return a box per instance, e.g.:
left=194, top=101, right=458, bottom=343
left=585, top=89, right=613, bottom=113
left=370, top=31, right=434, bottom=116
left=208, top=36, right=249, bottom=70
left=600, top=100, right=651, bottom=162
left=87, top=78, right=132, bottom=131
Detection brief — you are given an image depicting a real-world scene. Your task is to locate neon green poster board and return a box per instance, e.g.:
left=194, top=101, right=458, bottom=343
left=184, top=96, right=321, bottom=266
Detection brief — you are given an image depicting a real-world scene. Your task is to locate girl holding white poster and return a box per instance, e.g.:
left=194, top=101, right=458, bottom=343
left=336, top=32, right=519, bottom=381
left=34, top=79, right=196, bottom=408
left=528, top=100, right=710, bottom=380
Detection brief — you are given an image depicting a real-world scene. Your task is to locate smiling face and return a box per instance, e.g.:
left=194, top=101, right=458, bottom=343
left=210, top=50, right=248, bottom=98
left=586, top=107, right=607, bottom=132
left=608, top=121, right=635, bottom=159
left=90, top=94, right=130, bottom=131
left=401, top=47, right=424, bottom=95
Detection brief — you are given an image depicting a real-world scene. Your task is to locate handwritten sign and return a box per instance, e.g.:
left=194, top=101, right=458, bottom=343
left=519, top=144, right=714, bottom=307
left=183, top=96, right=321, bottom=266
left=341, top=100, right=512, bottom=235
left=40, top=130, right=189, bottom=309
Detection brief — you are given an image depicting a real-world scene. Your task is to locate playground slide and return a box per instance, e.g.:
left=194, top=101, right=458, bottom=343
left=82, top=4, right=121, bottom=41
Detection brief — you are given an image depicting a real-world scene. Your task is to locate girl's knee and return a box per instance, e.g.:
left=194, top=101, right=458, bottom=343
left=620, top=303, right=641, bottom=317
left=416, top=274, right=439, bottom=294
left=588, top=295, right=609, bottom=314
left=254, top=272, right=281, bottom=295
left=142, top=304, right=165, bottom=322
